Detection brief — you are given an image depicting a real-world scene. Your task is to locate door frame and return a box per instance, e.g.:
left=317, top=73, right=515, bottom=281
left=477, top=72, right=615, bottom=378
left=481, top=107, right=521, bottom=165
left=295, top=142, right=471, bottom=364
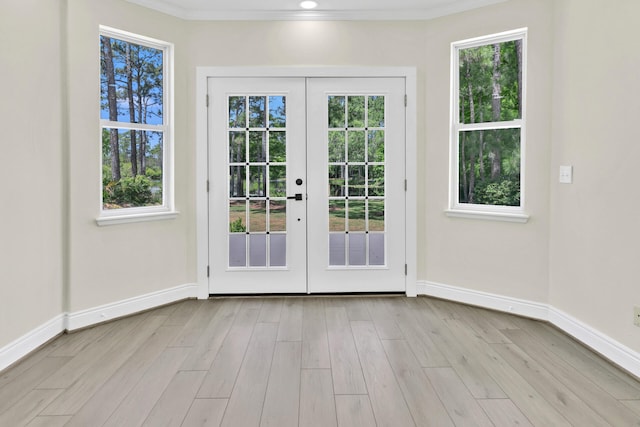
left=195, top=66, right=417, bottom=298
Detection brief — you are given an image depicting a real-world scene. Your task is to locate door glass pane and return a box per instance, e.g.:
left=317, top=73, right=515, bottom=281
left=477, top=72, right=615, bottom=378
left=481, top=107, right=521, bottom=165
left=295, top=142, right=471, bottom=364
left=348, top=166, right=366, bottom=197
left=348, top=233, right=366, bottom=266
left=229, top=131, right=246, bottom=163
left=369, top=234, right=385, bottom=266
left=249, top=234, right=267, bottom=267
left=270, top=234, right=286, bottom=267
left=368, top=166, right=384, bottom=197
left=329, top=165, right=345, bottom=197
left=348, top=96, right=365, bottom=128
left=367, top=130, right=384, bottom=162
left=347, top=131, right=365, bottom=162
left=228, top=94, right=289, bottom=269
left=328, top=96, right=345, bottom=128
left=328, top=131, right=345, bottom=162
left=368, top=200, right=385, bottom=232
left=329, top=234, right=346, bottom=266
left=269, top=166, right=286, bottom=197
left=229, top=166, right=246, bottom=198
left=249, top=96, right=266, bottom=128
left=269, top=131, right=286, bottom=162
left=368, top=96, right=385, bottom=127
left=270, top=201, right=286, bottom=232
left=229, top=96, right=246, bottom=128
left=269, top=96, right=286, bottom=128
left=249, top=200, right=267, bottom=232
left=348, top=200, right=366, bottom=232
left=329, top=200, right=345, bottom=232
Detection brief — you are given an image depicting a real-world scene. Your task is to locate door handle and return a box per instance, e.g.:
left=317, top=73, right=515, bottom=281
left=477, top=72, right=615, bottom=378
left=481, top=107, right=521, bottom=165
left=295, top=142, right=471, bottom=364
left=287, top=193, right=303, bottom=201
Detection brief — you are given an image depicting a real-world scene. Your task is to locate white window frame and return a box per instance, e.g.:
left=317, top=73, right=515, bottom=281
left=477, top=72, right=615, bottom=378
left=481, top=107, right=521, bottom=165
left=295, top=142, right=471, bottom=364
left=447, top=28, right=529, bottom=223
left=97, top=26, right=177, bottom=226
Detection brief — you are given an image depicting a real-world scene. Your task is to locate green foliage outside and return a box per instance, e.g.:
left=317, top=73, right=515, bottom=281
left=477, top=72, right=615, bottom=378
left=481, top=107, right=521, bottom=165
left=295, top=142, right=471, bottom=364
left=103, top=175, right=160, bottom=208
left=458, top=39, right=523, bottom=207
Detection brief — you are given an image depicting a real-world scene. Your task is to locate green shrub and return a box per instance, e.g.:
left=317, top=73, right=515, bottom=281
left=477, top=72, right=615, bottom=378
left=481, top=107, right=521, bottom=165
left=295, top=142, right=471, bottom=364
left=229, top=218, right=246, bottom=232
left=103, top=175, right=155, bottom=208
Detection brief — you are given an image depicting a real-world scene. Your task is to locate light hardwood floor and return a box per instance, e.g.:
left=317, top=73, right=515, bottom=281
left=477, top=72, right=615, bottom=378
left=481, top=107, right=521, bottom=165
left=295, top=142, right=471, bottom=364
left=1, top=296, right=640, bottom=426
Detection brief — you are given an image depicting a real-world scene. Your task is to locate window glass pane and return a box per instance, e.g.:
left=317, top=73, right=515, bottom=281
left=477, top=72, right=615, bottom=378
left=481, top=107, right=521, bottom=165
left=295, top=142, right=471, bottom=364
left=100, top=36, right=163, bottom=125
left=249, top=132, right=267, bottom=162
left=348, top=200, right=366, bottom=232
left=102, top=128, right=163, bottom=210
left=229, top=200, right=246, bottom=232
left=269, top=96, right=286, bottom=128
left=348, top=96, right=365, bottom=128
left=229, top=131, right=246, bottom=163
left=347, top=131, right=365, bottom=163
left=329, top=200, right=345, bottom=232
left=229, top=96, right=246, bottom=128
left=459, top=40, right=522, bottom=124
left=229, top=166, right=246, bottom=198
left=249, top=96, right=266, bottom=128
left=367, top=130, right=385, bottom=163
left=269, top=131, right=286, bottom=163
left=328, top=131, right=345, bottom=163
left=458, top=128, right=520, bottom=206
left=368, top=96, right=385, bottom=127
left=328, top=96, right=345, bottom=128
left=269, top=201, right=286, bottom=232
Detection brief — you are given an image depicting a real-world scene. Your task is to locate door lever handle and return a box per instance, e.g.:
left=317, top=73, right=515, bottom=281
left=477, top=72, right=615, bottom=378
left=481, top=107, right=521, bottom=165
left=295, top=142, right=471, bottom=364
left=287, top=193, right=303, bottom=201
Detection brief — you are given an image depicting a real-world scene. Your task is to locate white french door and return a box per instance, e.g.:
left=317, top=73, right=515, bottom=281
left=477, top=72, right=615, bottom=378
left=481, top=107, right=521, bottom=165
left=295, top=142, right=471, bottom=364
left=208, top=77, right=405, bottom=294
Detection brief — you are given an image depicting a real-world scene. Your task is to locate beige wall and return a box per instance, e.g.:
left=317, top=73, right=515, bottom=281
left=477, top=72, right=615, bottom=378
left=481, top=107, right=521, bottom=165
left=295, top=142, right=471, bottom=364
left=549, top=0, right=640, bottom=353
left=65, top=0, right=191, bottom=312
left=0, top=1, right=65, bottom=346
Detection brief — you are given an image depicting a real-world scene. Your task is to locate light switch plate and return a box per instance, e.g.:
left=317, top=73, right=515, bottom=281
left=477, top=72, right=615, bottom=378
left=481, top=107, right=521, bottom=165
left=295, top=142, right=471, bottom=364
left=559, top=165, right=573, bottom=184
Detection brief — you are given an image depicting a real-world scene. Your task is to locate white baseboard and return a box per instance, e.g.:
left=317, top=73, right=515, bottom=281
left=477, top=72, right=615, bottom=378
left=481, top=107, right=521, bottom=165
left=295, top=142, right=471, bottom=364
left=66, top=283, right=199, bottom=331
left=0, top=314, right=65, bottom=372
left=417, top=280, right=640, bottom=379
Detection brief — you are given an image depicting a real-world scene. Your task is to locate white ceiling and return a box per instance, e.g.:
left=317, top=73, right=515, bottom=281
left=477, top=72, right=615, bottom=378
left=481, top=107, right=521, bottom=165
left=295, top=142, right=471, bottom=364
left=125, top=0, right=509, bottom=21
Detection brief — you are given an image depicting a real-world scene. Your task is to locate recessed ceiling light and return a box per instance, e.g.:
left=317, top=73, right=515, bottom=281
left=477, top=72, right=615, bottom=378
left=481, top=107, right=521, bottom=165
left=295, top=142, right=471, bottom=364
left=300, top=1, right=318, bottom=9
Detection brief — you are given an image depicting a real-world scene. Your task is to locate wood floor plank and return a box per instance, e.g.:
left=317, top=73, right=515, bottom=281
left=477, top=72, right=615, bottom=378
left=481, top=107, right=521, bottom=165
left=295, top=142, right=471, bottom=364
left=40, top=314, right=168, bottom=416
left=350, top=320, right=415, bottom=427
left=221, top=322, right=278, bottom=427
left=492, top=342, right=611, bottom=426
left=163, top=299, right=202, bottom=326
left=515, top=319, right=640, bottom=400
left=384, top=298, right=449, bottom=368
left=504, top=328, right=640, bottom=426
left=258, top=298, right=284, bottom=323
left=277, top=298, right=303, bottom=341
left=324, top=306, right=368, bottom=395
left=0, top=343, right=60, bottom=390
left=366, top=297, right=404, bottom=340
left=345, top=297, right=372, bottom=321
left=169, top=300, right=219, bottom=348
left=36, top=313, right=147, bottom=389
left=142, top=370, right=207, bottom=427
left=299, top=369, right=337, bottom=427
left=197, top=306, right=260, bottom=398
left=477, top=399, right=534, bottom=427
left=302, top=298, right=331, bottom=369
left=335, top=395, right=376, bottom=427
left=25, top=415, right=72, bottom=427
left=423, top=367, right=494, bottom=427
left=381, top=339, right=454, bottom=426
left=622, top=400, right=640, bottom=417
left=450, top=303, right=512, bottom=344
left=180, top=298, right=241, bottom=371
left=261, top=341, right=302, bottom=427
left=102, top=347, right=191, bottom=427
left=181, top=399, right=228, bottom=427
left=65, top=324, right=184, bottom=427
left=49, top=321, right=117, bottom=357
left=0, top=389, right=63, bottom=427
left=0, top=356, right=71, bottom=415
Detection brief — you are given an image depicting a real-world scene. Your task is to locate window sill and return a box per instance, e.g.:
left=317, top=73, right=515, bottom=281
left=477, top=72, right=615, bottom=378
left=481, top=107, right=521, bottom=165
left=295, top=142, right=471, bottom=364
left=96, top=210, right=179, bottom=226
left=445, top=209, right=529, bottom=223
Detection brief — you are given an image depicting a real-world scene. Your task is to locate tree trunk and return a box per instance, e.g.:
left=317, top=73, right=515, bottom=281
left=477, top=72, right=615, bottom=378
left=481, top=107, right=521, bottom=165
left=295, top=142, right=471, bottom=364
left=126, top=44, right=138, bottom=177
left=101, top=37, right=121, bottom=181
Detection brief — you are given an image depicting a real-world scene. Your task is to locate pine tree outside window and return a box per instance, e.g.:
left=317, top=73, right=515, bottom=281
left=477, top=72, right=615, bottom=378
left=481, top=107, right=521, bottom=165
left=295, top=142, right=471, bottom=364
left=98, top=26, right=175, bottom=225
left=449, top=29, right=528, bottom=222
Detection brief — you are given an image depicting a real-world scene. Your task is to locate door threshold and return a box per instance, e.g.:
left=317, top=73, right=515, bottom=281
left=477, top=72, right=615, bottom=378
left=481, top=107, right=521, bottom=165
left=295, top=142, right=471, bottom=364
left=208, top=292, right=405, bottom=299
